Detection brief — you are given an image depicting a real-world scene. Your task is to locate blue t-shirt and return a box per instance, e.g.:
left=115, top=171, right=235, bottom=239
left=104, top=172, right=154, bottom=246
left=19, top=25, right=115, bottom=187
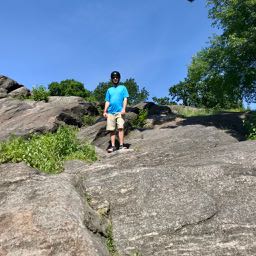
left=105, top=85, right=129, bottom=114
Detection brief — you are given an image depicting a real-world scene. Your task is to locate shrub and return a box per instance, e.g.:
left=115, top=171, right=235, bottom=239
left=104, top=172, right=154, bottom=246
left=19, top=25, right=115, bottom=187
left=31, top=85, right=49, bottom=102
left=130, top=109, right=148, bottom=128
left=174, top=106, right=216, bottom=117
left=0, top=126, right=97, bottom=173
left=82, top=115, right=97, bottom=126
left=243, top=112, right=256, bottom=140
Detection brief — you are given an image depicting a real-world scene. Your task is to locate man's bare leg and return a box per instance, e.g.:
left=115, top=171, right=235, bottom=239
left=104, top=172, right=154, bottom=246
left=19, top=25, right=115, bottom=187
left=118, top=128, right=124, bottom=146
left=110, top=131, right=115, bottom=147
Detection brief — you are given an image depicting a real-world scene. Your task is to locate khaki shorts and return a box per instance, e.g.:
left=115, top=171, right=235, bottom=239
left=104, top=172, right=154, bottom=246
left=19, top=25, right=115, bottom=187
left=106, top=113, right=125, bottom=131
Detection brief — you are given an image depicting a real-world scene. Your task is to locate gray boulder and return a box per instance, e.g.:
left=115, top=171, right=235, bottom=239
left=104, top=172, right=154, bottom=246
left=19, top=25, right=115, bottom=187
left=0, top=75, right=30, bottom=99
left=130, top=102, right=176, bottom=127
left=133, top=102, right=173, bottom=116
left=0, top=162, right=110, bottom=256
left=0, top=75, right=23, bottom=92
left=78, top=120, right=108, bottom=146
left=8, top=87, right=31, bottom=98
left=0, top=96, right=99, bottom=141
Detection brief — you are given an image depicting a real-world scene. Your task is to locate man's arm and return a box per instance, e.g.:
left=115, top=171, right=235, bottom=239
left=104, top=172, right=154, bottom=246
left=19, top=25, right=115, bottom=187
left=103, top=101, right=110, bottom=118
left=121, top=98, right=128, bottom=115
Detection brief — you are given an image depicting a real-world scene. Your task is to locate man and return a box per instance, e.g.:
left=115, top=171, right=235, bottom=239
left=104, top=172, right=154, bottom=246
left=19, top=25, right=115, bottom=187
left=103, top=71, right=129, bottom=153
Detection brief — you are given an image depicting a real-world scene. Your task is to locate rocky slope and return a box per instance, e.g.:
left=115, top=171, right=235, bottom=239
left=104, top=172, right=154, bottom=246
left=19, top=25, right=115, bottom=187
left=1, top=118, right=256, bottom=255
left=80, top=123, right=256, bottom=256
left=1, top=75, right=256, bottom=255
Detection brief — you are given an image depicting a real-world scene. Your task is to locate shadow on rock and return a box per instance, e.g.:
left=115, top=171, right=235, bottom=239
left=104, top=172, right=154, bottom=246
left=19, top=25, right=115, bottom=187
left=161, top=112, right=247, bottom=141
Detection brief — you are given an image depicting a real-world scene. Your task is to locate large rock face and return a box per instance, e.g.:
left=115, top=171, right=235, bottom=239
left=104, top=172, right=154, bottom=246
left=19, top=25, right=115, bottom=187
left=0, top=96, right=99, bottom=141
left=80, top=122, right=256, bottom=255
left=1, top=117, right=256, bottom=255
left=0, top=163, right=109, bottom=256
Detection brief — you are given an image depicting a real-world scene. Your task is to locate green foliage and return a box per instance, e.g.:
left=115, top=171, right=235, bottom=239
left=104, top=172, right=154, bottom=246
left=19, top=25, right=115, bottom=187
left=243, top=112, right=256, bottom=140
left=130, top=109, right=148, bottom=128
left=85, top=193, right=92, bottom=205
left=170, top=45, right=244, bottom=108
left=172, top=105, right=245, bottom=118
left=170, top=0, right=256, bottom=108
left=175, top=106, right=218, bottom=117
left=48, top=79, right=91, bottom=99
left=152, top=96, right=177, bottom=105
left=92, top=82, right=110, bottom=103
left=106, top=224, right=119, bottom=256
left=84, top=94, right=98, bottom=103
left=124, top=78, right=149, bottom=105
left=31, top=85, right=49, bottom=102
left=0, top=126, right=97, bottom=174
left=82, top=115, right=97, bottom=126
left=93, top=78, right=149, bottom=105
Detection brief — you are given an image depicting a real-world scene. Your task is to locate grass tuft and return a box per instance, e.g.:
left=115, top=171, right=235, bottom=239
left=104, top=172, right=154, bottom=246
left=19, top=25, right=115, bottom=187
left=106, top=224, right=119, bottom=256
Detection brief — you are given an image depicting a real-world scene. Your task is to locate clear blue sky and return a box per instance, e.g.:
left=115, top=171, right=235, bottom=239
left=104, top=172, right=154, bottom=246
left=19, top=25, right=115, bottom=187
left=1, top=0, right=218, bottom=100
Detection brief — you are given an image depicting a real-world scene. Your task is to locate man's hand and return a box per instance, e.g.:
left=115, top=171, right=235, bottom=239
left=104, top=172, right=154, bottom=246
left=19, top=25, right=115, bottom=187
left=103, top=112, right=108, bottom=118
left=121, top=109, right=126, bottom=115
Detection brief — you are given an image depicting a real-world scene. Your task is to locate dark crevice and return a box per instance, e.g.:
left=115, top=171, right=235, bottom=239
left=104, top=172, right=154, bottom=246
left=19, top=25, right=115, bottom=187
left=173, top=211, right=218, bottom=234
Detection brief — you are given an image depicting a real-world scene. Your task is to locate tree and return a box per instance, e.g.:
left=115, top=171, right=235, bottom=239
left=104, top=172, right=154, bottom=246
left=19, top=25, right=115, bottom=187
left=208, top=0, right=256, bottom=103
left=92, top=78, right=149, bottom=105
left=170, top=44, right=243, bottom=108
left=48, top=79, right=91, bottom=98
left=152, top=96, right=176, bottom=105
left=170, top=0, right=256, bottom=108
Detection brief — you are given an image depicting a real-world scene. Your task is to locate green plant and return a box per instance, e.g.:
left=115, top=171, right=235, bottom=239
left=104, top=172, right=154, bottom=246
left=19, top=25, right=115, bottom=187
left=175, top=106, right=217, bottom=117
left=243, top=112, right=256, bottom=140
left=0, top=126, right=97, bottom=173
left=85, top=193, right=92, bottom=206
left=106, top=224, right=119, bottom=256
left=31, top=85, right=49, bottom=102
left=84, top=94, right=98, bottom=103
left=131, top=109, right=148, bottom=128
left=82, top=115, right=97, bottom=126
left=172, top=105, right=245, bottom=118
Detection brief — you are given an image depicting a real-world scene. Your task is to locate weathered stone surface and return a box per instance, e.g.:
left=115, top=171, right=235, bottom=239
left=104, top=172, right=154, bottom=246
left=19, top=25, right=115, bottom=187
left=0, top=162, right=109, bottom=256
left=0, top=88, right=7, bottom=98
left=133, top=102, right=173, bottom=116
left=0, top=75, right=23, bottom=92
left=8, top=86, right=31, bottom=98
left=146, top=114, right=176, bottom=126
left=176, top=111, right=247, bottom=140
left=78, top=121, right=108, bottom=145
left=0, top=97, right=99, bottom=141
left=80, top=122, right=256, bottom=256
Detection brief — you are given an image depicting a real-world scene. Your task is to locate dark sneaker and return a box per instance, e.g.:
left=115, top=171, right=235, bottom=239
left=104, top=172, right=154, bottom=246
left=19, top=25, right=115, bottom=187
left=107, top=146, right=116, bottom=153
left=119, top=145, right=127, bottom=150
